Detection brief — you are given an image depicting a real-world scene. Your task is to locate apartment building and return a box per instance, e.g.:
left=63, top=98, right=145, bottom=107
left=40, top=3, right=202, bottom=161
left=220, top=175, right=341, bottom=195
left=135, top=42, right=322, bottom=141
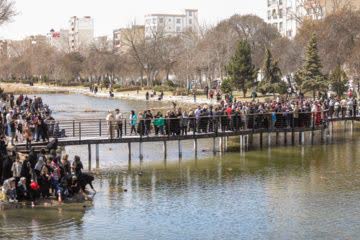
left=267, top=0, right=360, bottom=38
left=69, top=16, right=94, bottom=52
left=144, top=9, right=199, bottom=38
left=113, top=25, right=145, bottom=54
left=266, top=0, right=299, bottom=38
left=48, top=29, right=70, bottom=52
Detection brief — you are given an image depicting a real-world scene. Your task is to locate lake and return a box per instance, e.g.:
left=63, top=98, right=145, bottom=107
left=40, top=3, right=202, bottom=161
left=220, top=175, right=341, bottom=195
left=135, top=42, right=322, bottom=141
left=1, top=94, right=359, bottom=240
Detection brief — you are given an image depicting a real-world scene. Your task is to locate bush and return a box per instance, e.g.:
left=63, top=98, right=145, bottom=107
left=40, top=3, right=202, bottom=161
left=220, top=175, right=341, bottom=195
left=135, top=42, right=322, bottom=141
left=221, top=78, right=233, bottom=94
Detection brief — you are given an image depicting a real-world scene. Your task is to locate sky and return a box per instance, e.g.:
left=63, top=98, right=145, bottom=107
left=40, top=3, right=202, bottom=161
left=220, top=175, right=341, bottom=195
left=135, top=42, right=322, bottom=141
left=0, top=0, right=266, bottom=40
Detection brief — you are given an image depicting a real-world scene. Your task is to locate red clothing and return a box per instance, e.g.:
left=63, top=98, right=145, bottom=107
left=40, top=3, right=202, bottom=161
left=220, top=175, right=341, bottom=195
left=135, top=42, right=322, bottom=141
left=226, top=107, right=232, bottom=119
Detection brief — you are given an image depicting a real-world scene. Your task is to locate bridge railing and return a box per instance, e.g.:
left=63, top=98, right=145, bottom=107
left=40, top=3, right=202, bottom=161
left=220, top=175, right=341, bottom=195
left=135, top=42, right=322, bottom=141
left=45, top=110, right=329, bottom=141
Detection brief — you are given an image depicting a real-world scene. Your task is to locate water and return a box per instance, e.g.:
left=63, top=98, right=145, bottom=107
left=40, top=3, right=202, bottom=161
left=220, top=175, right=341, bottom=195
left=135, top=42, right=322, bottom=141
left=2, top=94, right=360, bottom=239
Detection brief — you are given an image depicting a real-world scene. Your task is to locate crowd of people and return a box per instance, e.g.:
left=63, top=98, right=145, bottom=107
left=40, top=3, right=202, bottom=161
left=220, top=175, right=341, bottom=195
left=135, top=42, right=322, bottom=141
left=1, top=147, right=93, bottom=206
left=0, top=94, right=94, bottom=206
left=105, top=95, right=359, bottom=138
left=0, top=94, right=58, bottom=148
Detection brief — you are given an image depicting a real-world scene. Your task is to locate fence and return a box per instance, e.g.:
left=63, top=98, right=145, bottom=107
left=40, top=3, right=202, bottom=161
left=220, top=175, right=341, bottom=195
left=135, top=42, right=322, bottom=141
left=45, top=111, right=329, bottom=141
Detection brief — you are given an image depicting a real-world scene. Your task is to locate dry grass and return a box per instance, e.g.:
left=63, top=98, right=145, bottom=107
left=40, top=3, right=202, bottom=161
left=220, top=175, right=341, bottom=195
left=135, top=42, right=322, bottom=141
left=0, top=83, right=69, bottom=94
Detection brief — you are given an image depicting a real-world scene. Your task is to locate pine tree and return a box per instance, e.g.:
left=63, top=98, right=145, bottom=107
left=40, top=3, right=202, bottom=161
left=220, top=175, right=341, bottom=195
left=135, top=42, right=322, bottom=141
left=226, top=40, right=257, bottom=98
left=220, top=77, right=233, bottom=94
left=296, top=33, right=327, bottom=99
left=329, top=65, right=348, bottom=97
left=258, top=48, right=287, bottom=95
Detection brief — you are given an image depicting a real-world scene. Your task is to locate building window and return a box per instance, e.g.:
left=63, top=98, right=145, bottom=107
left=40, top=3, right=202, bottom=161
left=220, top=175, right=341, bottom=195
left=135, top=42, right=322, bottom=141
left=279, top=0, right=283, bottom=5
left=176, top=26, right=181, bottom=32
left=189, top=11, right=192, bottom=16
left=159, top=18, right=164, bottom=23
left=279, top=9, right=283, bottom=18
left=168, top=18, right=171, bottom=22
left=177, top=18, right=181, bottom=24
left=268, top=11, right=271, bottom=20
left=272, top=9, right=277, bottom=19
left=189, top=19, right=192, bottom=24
left=287, top=30, right=292, bottom=37
left=279, top=22, right=283, bottom=31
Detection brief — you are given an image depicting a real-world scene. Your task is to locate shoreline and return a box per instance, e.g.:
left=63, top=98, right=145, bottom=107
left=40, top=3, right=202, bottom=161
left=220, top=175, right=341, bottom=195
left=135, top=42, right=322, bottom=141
left=0, top=83, right=215, bottom=106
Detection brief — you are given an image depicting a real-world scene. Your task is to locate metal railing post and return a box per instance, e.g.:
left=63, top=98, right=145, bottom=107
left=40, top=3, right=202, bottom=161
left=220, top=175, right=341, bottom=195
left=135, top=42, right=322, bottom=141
left=79, top=122, right=81, bottom=141
left=124, top=119, right=127, bottom=136
left=99, top=119, right=102, bottom=136
left=73, top=120, right=75, bottom=137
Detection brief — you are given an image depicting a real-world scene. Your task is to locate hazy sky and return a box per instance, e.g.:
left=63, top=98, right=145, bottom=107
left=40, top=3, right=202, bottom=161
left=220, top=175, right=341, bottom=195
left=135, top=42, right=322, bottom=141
left=0, top=0, right=266, bottom=40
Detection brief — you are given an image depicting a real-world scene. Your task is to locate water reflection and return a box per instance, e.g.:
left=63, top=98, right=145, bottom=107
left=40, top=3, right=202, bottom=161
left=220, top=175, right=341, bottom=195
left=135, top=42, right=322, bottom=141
left=3, top=94, right=360, bottom=239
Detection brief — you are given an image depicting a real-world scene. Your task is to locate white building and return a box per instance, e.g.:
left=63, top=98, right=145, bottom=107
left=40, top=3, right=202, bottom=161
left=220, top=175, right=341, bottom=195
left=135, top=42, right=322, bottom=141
left=144, top=9, right=199, bottom=38
left=266, top=0, right=300, bottom=38
left=69, top=16, right=94, bottom=52
left=47, top=29, right=70, bottom=52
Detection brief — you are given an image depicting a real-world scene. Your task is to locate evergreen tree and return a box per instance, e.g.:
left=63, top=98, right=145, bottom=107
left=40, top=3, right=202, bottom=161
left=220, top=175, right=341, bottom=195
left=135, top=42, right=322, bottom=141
left=258, top=48, right=287, bottom=95
left=226, top=40, right=257, bottom=98
left=329, top=65, right=348, bottom=97
left=296, top=33, right=327, bottom=99
left=220, top=77, right=233, bottom=94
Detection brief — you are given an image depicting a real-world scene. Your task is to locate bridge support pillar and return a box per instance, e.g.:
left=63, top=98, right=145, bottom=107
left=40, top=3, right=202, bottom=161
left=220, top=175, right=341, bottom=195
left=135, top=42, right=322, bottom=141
left=275, top=132, right=279, bottom=145
left=301, top=132, right=305, bottom=145
left=96, top=144, right=100, bottom=169
left=219, top=137, right=223, bottom=152
left=239, top=135, right=243, bottom=152
left=321, top=127, right=325, bottom=143
left=311, top=130, right=314, bottom=145
left=284, top=131, right=287, bottom=145
left=178, top=140, right=182, bottom=159
left=194, top=139, right=198, bottom=157
left=128, top=142, right=132, bottom=163
left=248, top=134, right=253, bottom=149
left=163, top=141, right=167, bottom=159
left=88, top=144, right=92, bottom=171
left=291, top=130, right=295, bottom=146
left=213, top=137, right=216, bottom=155
left=225, top=136, right=229, bottom=152
left=268, top=132, right=271, bottom=148
left=259, top=132, right=263, bottom=149
left=139, top=142, right=143, bottom=161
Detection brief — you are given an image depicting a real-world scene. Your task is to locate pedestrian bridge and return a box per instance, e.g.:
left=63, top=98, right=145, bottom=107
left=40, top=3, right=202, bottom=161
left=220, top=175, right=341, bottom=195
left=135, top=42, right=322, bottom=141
left=14, top=112, right=360, bottom=170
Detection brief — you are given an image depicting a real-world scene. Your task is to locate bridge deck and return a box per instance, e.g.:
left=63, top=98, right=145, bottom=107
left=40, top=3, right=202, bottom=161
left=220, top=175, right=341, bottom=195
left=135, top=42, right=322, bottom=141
left=14, top=115, right=359, bottom=151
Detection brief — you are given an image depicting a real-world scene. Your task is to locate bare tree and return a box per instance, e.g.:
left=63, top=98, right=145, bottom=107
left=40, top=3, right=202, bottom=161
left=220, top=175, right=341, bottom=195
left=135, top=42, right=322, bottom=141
left=0, top=0, right=16, bottom=26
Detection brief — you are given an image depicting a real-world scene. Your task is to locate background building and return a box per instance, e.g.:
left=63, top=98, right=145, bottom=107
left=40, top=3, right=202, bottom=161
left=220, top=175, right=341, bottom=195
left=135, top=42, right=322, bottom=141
left=48, top=29, right=70, bottom=52
left=266, top=0, right=300, bottom=38
left=93, top=36, right=113, bottom=52
left=69, top=16, right=94, bottom=52
left=144, top=9, right=199, bottom=38
left=113, top=25, right=145, bottom=54
left=267, top=0, right=360, bottom=38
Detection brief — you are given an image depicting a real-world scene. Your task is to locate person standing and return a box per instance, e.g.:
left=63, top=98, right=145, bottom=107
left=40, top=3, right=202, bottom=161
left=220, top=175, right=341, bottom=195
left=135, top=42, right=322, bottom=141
left=106, top=111, right=115, bottom=139
left=23, top=122, right=32, bottom=150
left=114, top=109, right=123, bottom=138
left=129, top=110, right=137, bottom=135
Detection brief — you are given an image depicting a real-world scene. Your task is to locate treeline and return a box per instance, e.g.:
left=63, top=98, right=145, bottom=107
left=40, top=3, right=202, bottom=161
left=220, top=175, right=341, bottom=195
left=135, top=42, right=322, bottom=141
left=0, top=10, right=359, bottom=96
